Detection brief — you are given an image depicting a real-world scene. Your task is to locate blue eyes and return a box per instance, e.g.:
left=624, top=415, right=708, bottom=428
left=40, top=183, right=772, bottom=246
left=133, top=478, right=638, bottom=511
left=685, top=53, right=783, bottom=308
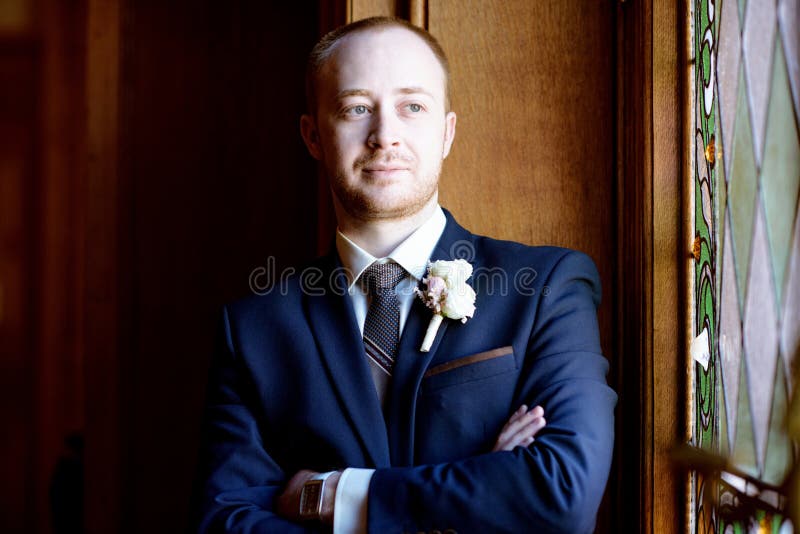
left=343, top=103, right=423, bottom=116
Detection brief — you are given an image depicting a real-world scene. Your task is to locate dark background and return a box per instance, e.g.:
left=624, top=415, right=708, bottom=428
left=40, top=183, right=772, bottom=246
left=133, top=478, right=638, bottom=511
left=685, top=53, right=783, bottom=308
left=0, top=1, right=321, bottom=532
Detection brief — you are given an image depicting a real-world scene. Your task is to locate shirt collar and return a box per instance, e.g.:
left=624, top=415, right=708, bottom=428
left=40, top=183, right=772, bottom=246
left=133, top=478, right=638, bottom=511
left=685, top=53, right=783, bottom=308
left=335, top=206, right=447, bottom=290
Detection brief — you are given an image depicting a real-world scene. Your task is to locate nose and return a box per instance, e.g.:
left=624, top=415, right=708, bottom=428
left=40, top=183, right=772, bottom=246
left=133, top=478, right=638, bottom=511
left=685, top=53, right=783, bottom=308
left=366, top=108, right=401, bottom=149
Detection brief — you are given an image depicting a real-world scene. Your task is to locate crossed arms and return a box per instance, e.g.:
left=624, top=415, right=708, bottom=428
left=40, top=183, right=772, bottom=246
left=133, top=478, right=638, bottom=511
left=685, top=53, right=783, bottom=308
left=193, top=251, right=616, bottom=533
left=273, top=403, right=548, bottom=525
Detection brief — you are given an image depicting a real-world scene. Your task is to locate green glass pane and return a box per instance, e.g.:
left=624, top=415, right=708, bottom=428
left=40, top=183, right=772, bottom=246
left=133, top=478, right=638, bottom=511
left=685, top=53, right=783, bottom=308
left=718, top=0, right=742, bottom=177
left=720, top=212, right=744, bottom=451
left=732, top=352, right=759, bottom=477
left=738, top=0, right=746, bottom=27
left=781, top=209, right=800, bottom=382
left=728, top=66, right=758, bottom=312
left=719, top=357, right=730, bottom=456
left=763, top=361, right=792, bottom=485
left=742, top=201, right=780, bottom=474
left=760, top=39, right=800, bottom=312
left=742, top=0, right=777, bottom=167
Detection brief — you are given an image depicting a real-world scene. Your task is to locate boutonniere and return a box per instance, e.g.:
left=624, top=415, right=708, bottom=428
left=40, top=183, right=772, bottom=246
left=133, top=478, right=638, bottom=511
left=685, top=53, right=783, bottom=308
left=414, top=259, right=476, bottom=352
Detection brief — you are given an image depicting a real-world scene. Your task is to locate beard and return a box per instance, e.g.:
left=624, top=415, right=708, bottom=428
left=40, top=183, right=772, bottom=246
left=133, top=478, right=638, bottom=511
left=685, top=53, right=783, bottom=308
left=329, top=151, right=441, bottom=221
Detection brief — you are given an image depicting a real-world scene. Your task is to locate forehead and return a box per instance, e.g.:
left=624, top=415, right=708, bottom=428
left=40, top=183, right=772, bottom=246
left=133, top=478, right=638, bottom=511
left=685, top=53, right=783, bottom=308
left=318, top=27, right=446, bottom=99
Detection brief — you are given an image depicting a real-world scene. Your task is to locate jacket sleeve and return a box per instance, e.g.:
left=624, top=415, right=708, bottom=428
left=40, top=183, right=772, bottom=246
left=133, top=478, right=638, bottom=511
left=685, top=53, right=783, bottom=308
left=367, top=251, right=617, bottom=534
left=192, top=306, right=324, bottom=534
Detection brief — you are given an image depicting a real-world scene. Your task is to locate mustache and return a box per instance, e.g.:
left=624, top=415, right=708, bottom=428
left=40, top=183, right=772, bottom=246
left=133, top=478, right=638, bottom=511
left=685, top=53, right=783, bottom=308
left=354, top=151, right=414, bottom=168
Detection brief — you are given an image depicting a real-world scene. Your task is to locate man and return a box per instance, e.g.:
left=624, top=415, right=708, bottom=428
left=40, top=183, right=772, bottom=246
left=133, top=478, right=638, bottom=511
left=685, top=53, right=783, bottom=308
left=195, top=17, right=615, bottom=534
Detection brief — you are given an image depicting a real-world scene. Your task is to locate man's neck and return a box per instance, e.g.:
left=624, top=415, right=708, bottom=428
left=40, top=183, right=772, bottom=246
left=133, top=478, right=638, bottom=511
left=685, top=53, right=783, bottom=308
left=335, top=200, right=439, bottom=258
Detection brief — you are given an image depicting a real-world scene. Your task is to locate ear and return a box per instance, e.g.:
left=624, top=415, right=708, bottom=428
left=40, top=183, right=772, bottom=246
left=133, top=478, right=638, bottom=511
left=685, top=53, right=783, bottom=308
left=441, top=111, right=457, bottom=159
left=300, top=114, right=322, bottom=160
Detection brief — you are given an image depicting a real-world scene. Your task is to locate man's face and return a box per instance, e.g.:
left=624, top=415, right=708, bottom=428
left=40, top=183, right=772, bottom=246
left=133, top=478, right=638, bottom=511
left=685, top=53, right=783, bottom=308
left=301, top=27, right=457, bottom=222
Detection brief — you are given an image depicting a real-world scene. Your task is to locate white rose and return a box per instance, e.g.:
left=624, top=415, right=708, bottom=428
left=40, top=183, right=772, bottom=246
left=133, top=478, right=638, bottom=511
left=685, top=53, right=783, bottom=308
left=418, top=259, right=477, bottom=352
left=428, top=259, right=473, bottom=288
left=441, top=282, right=476, bottom=322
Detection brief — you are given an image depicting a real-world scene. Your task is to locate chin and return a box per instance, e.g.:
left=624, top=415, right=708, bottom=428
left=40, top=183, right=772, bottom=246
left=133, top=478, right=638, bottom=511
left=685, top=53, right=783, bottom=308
left=331, top=169, right=439, bottom=221
left=343, top=191, right=436, bottom=221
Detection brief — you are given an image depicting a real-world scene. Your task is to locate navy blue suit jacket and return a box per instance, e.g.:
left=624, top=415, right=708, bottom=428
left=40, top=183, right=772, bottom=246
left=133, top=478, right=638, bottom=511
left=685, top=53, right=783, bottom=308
left=195, top=211, right=616, bottom=533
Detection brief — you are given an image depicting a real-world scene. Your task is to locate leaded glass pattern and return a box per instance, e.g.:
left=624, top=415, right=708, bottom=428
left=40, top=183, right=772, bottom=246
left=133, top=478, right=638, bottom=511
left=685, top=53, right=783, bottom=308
left=690, top=0, right=799, bottom=532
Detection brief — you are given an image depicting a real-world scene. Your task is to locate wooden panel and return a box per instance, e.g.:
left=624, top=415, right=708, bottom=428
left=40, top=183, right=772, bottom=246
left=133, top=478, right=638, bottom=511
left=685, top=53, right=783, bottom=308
left=0, top=0, right=33, bottom=34
left=429, top=0, right=616, bottom=378
left=652, top=0, right=684, bottom=531
left=431, top=2, right=614, bottom=250
left=36, top=2, right=87, bottom=533
left=408, top=0, right=426, bottom=27
left=615, top=0, right=684, bottom=531
left=615, top=0, right=654, bottom=529
left=82, top=1, right=322, bottom=531
left=107, top=2, right=320, bottom=532
left=348, top=0, right=424, bottom=26
left=84, top=0, right=122, bottom=532
left=0, top=39, right=37, bottom=534
left=351, top=0, right=398, bottom=20
left=0, top=4, right=88, bottom=534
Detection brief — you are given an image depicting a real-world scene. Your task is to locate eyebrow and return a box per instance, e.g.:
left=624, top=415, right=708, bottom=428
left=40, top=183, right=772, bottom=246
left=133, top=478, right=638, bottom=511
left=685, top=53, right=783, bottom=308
left=397, top=87, right=433, bottom=98
left=335, top=87, right=435, bottom=100
left=336, top=89, right=371, bottom=99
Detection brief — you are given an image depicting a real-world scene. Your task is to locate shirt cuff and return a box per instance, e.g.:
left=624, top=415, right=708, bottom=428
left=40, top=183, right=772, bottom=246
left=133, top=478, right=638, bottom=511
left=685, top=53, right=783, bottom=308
left=333, top=468, right=374, bottom=534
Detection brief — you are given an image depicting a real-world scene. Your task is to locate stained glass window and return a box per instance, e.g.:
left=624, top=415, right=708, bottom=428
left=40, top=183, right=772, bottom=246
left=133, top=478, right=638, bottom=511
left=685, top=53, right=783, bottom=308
left=690, top=0, right=799, bottom=531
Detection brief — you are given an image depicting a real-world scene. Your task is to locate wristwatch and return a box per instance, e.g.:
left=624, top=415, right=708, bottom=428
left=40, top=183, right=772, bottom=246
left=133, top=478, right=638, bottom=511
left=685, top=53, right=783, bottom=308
left=299, top=472, right=333, bottom=521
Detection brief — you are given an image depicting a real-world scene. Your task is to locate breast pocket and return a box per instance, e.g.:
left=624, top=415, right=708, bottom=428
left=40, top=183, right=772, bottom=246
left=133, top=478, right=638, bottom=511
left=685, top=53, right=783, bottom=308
left=415, top=346, right=518, bottom=464
left=421, top=346, right=517, bottom=393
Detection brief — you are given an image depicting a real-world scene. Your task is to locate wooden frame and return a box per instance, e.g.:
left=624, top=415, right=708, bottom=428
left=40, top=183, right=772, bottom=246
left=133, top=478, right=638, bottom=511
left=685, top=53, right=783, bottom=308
left=615, top=0, right=686, bottom=531
left=85, top=0, right=126, bottom=531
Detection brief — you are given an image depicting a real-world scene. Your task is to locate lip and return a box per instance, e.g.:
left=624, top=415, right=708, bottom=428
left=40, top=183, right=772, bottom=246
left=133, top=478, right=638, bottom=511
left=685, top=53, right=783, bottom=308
left=363, top=165, right=409, bottom=172
left=362, top=166, right=410, bottom=179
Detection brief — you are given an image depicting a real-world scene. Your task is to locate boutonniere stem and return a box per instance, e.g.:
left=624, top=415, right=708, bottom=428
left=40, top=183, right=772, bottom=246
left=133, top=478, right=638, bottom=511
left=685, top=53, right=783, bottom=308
left=415, top=259, right=476, bottom=352
left=420, top=314, right=444, bottom=352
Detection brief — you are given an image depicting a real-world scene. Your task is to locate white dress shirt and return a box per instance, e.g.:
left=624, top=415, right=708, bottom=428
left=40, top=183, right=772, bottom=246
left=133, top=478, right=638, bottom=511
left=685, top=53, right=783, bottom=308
left=331, top=206, right=447, bottom=534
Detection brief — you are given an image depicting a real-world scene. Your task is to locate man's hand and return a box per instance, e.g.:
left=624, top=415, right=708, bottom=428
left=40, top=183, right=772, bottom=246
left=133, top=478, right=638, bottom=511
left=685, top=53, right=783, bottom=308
left=492, top=404, right=546, bottom=452
left=275, top=469, right=341, bottom=525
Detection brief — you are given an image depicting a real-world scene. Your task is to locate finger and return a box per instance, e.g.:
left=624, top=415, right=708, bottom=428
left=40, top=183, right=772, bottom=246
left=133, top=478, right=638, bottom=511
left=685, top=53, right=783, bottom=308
left=494, top=410, right=541, bottom=449
left=514, top=417, right=547, bottom=443
left=504, top=405, right=542, bottom=432
left=502, top=416, right=546, bottom=449
left=504, top=405, right=528, bottom=427
left=527, top=416, right=546, bottom=437
left=494, top=434, right=533, bottom=451
left=496, top=410, right=537, bottom=444
left=493, top=406, right=547, bottom=452
left=496, top=408, right=526, bottom=442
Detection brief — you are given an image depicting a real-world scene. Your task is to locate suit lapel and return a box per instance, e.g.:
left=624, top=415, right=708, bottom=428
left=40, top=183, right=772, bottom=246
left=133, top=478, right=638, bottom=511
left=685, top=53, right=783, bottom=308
left=304, top=254, right=390, bottom=468
left=384, top=212, right=472, bottom=465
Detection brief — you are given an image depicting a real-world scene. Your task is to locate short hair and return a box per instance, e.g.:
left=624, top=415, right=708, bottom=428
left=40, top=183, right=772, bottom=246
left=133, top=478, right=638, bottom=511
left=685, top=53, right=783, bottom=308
left=305, top=16, right=451, bottom=115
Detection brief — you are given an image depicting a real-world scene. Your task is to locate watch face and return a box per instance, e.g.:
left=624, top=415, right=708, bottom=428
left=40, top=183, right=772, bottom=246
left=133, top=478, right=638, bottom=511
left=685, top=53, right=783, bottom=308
left=299, top=479, right=323, bottom=519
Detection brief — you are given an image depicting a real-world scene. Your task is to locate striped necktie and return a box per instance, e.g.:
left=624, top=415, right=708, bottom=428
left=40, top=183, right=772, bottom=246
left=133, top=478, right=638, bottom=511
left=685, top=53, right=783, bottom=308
left=362, top=261, right=407, bottom=376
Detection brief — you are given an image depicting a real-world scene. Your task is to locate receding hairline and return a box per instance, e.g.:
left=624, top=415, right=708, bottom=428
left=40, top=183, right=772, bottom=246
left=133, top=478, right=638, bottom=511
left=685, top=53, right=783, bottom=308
left=305, top=17, right=451, bottom=115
